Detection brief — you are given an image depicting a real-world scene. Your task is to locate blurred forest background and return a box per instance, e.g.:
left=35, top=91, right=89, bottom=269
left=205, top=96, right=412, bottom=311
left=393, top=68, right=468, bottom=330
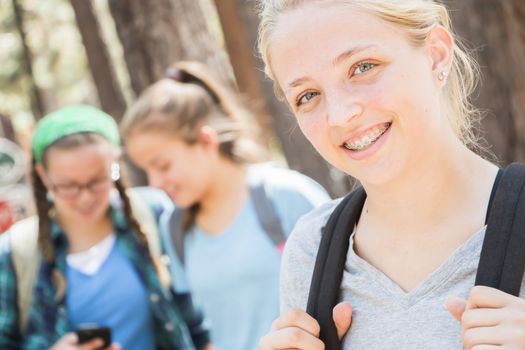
left=1, top=0, right=525, bottom=198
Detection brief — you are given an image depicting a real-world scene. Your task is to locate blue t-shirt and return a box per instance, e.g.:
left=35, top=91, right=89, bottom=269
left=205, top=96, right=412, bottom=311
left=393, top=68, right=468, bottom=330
left=66, top=241, right=155, bottom=350
left=165, top=164, right=331, bottom=350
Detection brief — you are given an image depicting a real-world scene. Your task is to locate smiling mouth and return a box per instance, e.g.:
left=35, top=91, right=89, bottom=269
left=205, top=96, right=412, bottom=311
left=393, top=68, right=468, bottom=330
left=343, top=122, right=391, bottom=151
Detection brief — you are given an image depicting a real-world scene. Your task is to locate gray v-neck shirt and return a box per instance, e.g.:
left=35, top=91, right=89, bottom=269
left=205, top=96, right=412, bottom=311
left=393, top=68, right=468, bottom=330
left=281, top=199, right=525, bottom=349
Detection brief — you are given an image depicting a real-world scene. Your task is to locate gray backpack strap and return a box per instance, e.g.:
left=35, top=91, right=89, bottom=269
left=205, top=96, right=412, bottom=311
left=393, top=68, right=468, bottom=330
left=169, top=208, right=186, bottom=264
left=9, top=216, right=40, bottom=332
left=249, top=173, right=286, bottom=252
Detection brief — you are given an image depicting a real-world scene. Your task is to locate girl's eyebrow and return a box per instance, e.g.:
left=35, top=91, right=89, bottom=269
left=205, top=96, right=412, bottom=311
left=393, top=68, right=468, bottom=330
left=50, top=173, right=107, bottom=185
left=285, top=77, right=310, bottom=93
left=331, top=45, right=376, bottom=66
left=284, top=45, right=376, bottom=92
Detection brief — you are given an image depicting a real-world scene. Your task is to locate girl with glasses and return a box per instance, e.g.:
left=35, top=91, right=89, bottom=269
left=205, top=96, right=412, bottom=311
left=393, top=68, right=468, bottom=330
left=0, top=105, right=212, bottom=350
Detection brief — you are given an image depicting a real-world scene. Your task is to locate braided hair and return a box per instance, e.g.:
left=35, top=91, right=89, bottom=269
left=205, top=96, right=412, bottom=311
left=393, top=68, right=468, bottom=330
left=32, top=133, right=170, bottom=293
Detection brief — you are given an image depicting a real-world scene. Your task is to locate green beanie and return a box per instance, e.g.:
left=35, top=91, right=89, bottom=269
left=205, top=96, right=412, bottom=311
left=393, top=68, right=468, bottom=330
left=32, top=105, right=120, bottom=163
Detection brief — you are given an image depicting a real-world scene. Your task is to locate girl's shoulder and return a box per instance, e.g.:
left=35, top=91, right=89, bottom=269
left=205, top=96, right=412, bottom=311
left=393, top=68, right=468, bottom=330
left=247, top=163, right=331, bottom=203
left=0, top=216, right=39, bottom=257
left=290, top=198, right=342, bottom=239
left=284, top=198, right=342, bottom=257
left=124, top=187, right=174, bottom=212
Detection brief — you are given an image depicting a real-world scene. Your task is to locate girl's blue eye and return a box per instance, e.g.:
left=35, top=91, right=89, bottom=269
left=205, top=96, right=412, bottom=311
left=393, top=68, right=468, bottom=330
left=354, top=62, right=376, bottom=75
left=297, top=91, right=319, bottom=106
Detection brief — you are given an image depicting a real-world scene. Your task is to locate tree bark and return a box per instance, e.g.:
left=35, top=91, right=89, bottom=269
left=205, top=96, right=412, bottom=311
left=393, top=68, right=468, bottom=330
left=170, top=0, right=235, bottom=87
left=107, top=0, right=233, bottom=96
left=447, top=0, right=525, bottom=164
left=212, top=0, right=273, bottom=144
left=215, top=0, right=353, bottom=197
left=70, top=0, right=127, bottom=121
left=0, top=114, right=17, bottom=144
left=11, top=0, right=45, bottom=120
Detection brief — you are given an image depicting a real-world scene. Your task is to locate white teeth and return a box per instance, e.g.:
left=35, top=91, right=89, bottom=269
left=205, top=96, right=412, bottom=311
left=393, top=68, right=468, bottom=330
left=344, top=124, right=390, bottom=151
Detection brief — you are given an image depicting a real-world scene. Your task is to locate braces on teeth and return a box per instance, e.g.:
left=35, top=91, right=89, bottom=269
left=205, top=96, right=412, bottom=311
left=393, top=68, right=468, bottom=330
left=345, top=125, right=389, bottom=151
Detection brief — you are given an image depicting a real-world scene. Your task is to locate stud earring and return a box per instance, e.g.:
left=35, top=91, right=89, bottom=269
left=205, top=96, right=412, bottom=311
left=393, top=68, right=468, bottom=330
left=438, top=71, right=447, bottom=81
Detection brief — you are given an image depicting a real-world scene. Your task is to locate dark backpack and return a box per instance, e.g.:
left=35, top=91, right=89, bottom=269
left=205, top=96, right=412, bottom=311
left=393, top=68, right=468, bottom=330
left=169, top=173, right=286, bottom=264
left=306, top=163, right=525, bottom=350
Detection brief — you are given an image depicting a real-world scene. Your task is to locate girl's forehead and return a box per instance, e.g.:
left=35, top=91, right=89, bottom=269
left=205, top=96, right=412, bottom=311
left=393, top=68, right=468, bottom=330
left=45, top=144, right=113, bottom=173
left=269, top=4, right=406, bottom=83
left=272, top=2, right=398, bottom=45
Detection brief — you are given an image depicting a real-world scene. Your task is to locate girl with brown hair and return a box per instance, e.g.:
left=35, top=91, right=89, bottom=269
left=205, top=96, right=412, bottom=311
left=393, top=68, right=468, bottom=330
left=122, top=61, right=330, bottom=350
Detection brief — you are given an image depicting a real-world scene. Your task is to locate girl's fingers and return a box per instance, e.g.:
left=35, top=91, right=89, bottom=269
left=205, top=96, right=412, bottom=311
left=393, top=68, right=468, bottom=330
left=78, top=338, right=104, bottom=350
left=471, top=346, right=503, bottom=350
left=445, top=296, right=467, bottom=321
left=467, top=286, right=510, bottom=310
left=271, top=309, right=321, bottom=337
left=461, top=307, right=502, bottom=329
left=333, top=302, right=353, bottom=340
left=259, top=326, right=325, bottom=350
left=108, top=343, right=122, bottom=350
left=463, top=326, right=503, bottom=350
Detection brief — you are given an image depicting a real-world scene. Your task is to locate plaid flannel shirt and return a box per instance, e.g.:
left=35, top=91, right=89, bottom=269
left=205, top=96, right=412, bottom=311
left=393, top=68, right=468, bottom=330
left=0, top=188, right=210, bottom=350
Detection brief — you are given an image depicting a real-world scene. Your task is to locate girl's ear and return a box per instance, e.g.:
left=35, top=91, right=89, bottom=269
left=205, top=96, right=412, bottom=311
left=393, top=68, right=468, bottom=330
left=35, top=163, right=51, bottom=190
left=196, top=125, right=219, bottom=152
left=426, top=25, right=454, bottom=81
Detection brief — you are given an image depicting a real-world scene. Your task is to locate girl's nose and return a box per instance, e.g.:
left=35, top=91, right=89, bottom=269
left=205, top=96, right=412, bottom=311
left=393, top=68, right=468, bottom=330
left=326, top=89, right=363, bottom=127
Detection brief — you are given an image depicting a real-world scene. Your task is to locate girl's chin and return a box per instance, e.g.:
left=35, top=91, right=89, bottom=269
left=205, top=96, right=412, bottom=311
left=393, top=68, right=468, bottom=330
left=73, top=208, right=106, bottom=222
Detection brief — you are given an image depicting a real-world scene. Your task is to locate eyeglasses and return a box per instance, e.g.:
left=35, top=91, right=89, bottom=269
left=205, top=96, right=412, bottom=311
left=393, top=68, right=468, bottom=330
left=49, top=177, right=113, bottom=199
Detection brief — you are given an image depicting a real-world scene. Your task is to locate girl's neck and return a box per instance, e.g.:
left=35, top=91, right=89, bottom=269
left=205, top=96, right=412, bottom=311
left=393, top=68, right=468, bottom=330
left=196, top=159, right=248, bottom=235
left=57, top=213, right=114, bottom=253
left=361, top=145, right=499, bottom=236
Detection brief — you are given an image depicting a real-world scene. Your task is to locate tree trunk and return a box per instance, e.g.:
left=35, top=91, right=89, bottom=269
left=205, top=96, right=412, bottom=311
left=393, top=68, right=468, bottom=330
left=447, top=0, right=525, bottom=164
left=212, top=0, right=273, bottom=144
left=107, top=0, right=234, bottom=96
left=170, top=0, right=235, bottom=87
left=11, top=0, right=45, bottom=120
left=107, top=0, right=181, bottom=96
left=215, top=0, right=353, bottom=197
left=70, top=0, right=127, bottom=121
left=0, top=114, right=17, bottom=144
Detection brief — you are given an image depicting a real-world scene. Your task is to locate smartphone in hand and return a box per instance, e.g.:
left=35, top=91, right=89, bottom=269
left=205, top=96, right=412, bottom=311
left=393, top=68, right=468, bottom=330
left=76, top=324, right=111, bottom=349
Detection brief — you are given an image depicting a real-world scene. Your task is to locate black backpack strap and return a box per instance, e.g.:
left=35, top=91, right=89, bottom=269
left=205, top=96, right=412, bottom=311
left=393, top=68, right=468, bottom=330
left=249, top=173, right=286, bottom=251
left=306, top=187, right=366, bottom=350
left=484, top=168, right=503, bottom=225
left=169, top=208, right=186, bottom=264
left=476, top=163, right=525, bottom=296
